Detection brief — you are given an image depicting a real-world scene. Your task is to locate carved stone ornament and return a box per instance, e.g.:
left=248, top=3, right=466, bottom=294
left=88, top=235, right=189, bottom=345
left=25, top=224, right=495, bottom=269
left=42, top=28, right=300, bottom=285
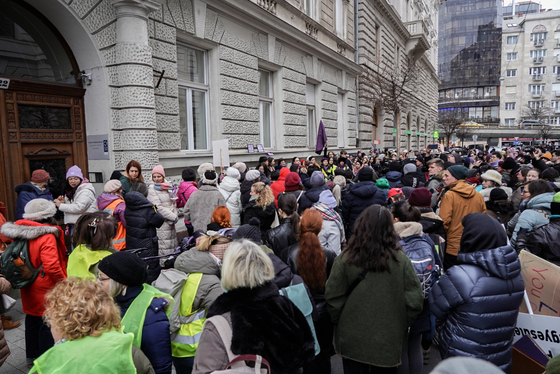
left=111, top=0, right=160, bottom=20
left=257, top=0, right=277, bottom=14
left=24, top=148, right=71, bottom=157
left=337, top=42, right=346, bottom=54
left=305, top=22, right=318, bottom=39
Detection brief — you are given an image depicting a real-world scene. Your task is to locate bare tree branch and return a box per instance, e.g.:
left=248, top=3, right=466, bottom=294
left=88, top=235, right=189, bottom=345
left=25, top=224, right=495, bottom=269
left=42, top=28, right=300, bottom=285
left=455, top=125, right=474, bottom=147
left=437, top=105, right=463, bottom=146
left=520, top=102, right=550, bottom=124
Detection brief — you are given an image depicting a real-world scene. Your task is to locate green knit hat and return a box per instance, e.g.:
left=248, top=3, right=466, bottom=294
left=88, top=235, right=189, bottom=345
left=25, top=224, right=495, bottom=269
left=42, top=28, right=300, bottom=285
left=447, top=165, right=468, bottom=181
left=376, top=178, right=390, bottom=190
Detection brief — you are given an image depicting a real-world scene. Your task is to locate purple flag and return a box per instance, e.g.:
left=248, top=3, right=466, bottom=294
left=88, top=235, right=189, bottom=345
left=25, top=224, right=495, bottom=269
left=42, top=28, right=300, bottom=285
left=315, top=120, right=327, bottom=155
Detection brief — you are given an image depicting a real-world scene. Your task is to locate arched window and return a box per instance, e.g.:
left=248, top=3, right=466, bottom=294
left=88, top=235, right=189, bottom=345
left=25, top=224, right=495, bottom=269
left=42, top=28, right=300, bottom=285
left=0, top=0, right=79, bottom=85
left=532, top=24, right=547, bottom=33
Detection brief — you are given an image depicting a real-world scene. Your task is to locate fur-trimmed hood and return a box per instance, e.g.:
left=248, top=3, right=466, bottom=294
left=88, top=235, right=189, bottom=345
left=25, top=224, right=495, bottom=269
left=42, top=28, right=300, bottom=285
left=1, top=221, right=60, bottom=240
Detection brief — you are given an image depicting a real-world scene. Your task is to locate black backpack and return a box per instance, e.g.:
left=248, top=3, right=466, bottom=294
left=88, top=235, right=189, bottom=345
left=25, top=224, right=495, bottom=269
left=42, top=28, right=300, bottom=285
left=399, top=235, right=440, bottom=298
left=0, top=239, right=43, bottom=289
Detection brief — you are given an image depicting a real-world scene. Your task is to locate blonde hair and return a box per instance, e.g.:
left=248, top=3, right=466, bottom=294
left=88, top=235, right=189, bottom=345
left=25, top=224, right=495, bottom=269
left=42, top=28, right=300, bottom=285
left=197, top=234, right=232, bottom=251
left=221, top=239, right=275, bottom=290
left=44, top=278, right=121, bottom=341
left=252, top=182, right=274, bottom=209
left=332, top=175, right=347, bottom=207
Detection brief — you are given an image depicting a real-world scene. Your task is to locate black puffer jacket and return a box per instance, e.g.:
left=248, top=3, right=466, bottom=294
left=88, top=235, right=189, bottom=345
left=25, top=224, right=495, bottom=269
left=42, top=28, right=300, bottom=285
left=521, top=217, right=560, bottom=266
left=124, top=191, right=165, bottom=283
left=342, top=181, right=386, bottom=238
left=266, top=217, right=297, bottom=256
left=384, top=171, right=403, bottom=188
left=242, top=200, right=276, bottom=241
left=429, top=214, right=524, bottom=373
left=240, top=179, right=255, bottom=209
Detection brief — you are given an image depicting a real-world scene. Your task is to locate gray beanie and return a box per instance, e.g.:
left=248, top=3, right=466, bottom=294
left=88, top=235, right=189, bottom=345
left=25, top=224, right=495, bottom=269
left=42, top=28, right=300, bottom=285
left=245, top=170, right=261, bottom=182
left=23, top=199, right=57, bottom=221
left=403, top=163, right=417, bottom=175
left=310, top=171, right=325, bottom=187
left=233, top=162, right=247, bottom=174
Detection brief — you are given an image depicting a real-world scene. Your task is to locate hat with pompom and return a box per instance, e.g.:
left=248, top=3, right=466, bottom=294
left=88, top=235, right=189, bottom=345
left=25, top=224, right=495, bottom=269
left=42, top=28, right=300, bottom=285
left=232, top=217, right=262, bottom=244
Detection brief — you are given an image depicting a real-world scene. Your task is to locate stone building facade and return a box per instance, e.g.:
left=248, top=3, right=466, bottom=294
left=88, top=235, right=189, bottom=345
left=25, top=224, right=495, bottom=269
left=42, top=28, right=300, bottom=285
left=357, top=0, right=441, bottom=151
left=500, top=9, right=560, bottom=127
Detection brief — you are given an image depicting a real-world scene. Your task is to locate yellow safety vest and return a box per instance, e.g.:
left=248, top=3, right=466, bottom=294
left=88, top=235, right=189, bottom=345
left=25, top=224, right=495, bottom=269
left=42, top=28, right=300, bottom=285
left=170, top=272, right=205, bottom=358
left=121, top=284, right=174, bottom=348
left=103, top=199, right=126, bottom=250
left=67, top=244, right=113, bottom=279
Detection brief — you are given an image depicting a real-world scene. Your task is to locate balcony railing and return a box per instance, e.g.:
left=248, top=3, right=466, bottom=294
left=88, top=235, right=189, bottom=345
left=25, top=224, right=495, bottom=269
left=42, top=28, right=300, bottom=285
left=532, top=74, right=543, bottom=81
left=438, top=95, right=499, bottom=103
left=532, top=91, right=543, bottom=98
left=534, top=57, right=544, bottom=63
left=534, top=39, right=545, bottom=47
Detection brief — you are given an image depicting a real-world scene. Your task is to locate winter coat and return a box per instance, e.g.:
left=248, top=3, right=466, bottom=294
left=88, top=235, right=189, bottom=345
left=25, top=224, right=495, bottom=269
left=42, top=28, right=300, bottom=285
left=176, top=181, right=197, bottom=209
left=425, top=172, right=445, bottom=194
left=439, top=180, right=486, bottom=256
left=384, top=171, right=403, bottom=188
left=192, top=282, right=315, bottom=374
left=325, top=250, right=423, bottom=367
left=265, top=217, right=297, bottom=256
left=119, top=174, right=133, bottom=194
left=270, top=168, right=290, bottom=206
left=298, top=185, right=327, bottom=213
left=0, top=276, right=10, bottom=367
left=398, top=172, right=424, bottom=188
left=97, top=194, right=127, bottom=226
left=479, top=186, right=513, bottom=202
left=1, top=220, right=67, bottom=316
left=218, top=177, right=242, bottom=228
left=116, top=285, right=172, bottom=374
left=429, top=245, right=524, bottom=372
left=281, top=243, right=336, bottom=282
left=147, top=182, right=178, bottom=263
left=174, top=248, right=224, bottom=312
left=14, top=182, right=54, bottom=220
left=242, top=200, right=276, bottom=240
left=318, top=219, right=343, bottom=256
left=511, top=184, right=524, bottom=213
left=124, top=191, right=164, bottom=284
left=59, top=182, right=97, bottom=224
left=342, top=181, right=386, bottom=238
left=184, top=185, right=226, bottom=233
left=239, top=179, right=255, bottom=209
left=522, top=217, right=560, bottom=266
left=510, top=192, right=554, bottom=247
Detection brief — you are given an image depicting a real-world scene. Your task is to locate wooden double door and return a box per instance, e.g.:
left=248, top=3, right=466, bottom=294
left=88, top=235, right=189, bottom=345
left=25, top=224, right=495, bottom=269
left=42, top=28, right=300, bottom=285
left=0, top=79, right=87, bottom=221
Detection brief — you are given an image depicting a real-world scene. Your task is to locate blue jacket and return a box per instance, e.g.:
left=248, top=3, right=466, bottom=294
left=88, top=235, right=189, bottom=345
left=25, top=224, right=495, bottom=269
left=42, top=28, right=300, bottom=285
left=511, top=192, right=554, bottom=247
left=116, top=285, right=172, bottom=374
left=124, top=191, right=165, bottom=283
left=429, top=245, right=524, bottom=372
left=384, top=171, right=403, bottom=189
left=342, top=181, right=386, bottom=238
left=298, top=185, right=327, bottom=213
left=14, top=182, right=53, bottom=220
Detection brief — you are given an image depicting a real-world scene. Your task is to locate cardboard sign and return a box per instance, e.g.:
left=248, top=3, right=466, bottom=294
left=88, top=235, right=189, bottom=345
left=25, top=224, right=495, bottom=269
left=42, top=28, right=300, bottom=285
left=212, top=139, right=229, bottom=168
left=515, top=312, right=560, bottom=358
left=519, top=251, right=560, bottom=317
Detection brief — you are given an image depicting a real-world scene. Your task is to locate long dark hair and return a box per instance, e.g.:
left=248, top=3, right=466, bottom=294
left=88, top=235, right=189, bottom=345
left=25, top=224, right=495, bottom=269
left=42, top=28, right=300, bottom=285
left=296, top=210, right=325, bottom=291
left=344, top=205, right=400, bottom=272
left=527, top=179, right=554, bottom=201
left=391, top=203, right=421, bottom=222
left=126, top=160, right=144, bottom=184
left=73, top=211, right=118, bottom=250
left=277, top=193, right=300, bottom=239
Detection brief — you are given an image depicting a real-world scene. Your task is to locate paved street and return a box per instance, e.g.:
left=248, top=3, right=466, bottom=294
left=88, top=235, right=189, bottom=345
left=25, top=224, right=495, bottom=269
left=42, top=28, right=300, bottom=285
left=2, top=291, right=442, bottom=374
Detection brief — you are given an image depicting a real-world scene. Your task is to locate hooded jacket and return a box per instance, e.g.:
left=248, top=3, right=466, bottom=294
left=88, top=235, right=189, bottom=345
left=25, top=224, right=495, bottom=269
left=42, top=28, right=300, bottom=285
left=298, top=185, right=329, bottom=213
left=1, top=221, right=67, bottom=316
left=270, top=168, right=290, bottom=206
left=218, top=176, right=242, bottom=228
left=242, top=200, right=276, bottom=241
left=521, top=216, right=560, bottom=266
left=510, top=192, right=555, bottom=247
left=384, top=171, right=403, bottom=189
left=184, top=185, right=226, bottom=233
left=342, top=181, right=386, bottom=238
left=14, top=182, right=54, bottom=220
left=177, top=181, right=197, bottom=209
left=438, top=180, right=486, bottom=256
left=429, top=213, right=524, bottom=372
left=58, top=182, right=97, bottom=224
left=124, top=191, right=164, bottom=284
left=97, top=194, right=127, bottom=226
left=239, top=179, right=255, bottom=209
left=174, top=248, right=224, bottom=312
left=147, top=181, right=178, bottom=265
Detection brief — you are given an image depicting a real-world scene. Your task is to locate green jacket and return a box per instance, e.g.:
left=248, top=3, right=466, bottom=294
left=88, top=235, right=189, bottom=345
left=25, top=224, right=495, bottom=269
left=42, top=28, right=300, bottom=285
left=325, top=250, right=423, bottom=367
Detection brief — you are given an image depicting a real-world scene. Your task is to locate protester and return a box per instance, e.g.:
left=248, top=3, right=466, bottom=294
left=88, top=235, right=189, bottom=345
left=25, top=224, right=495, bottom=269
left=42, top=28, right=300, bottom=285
left=485, top=188, right=515, bottom=227
left=266, top=192, right=299, bottom=256
left=270, top=167, right=290, bottom=206
left=478, top=170, right=512, bottom=202
left=97, top=179, right=127, bottom=250
left=177, top=168, right=198, bottom=235
left=299, top=171, right=336, bottom=213
left=242, top=182, right=276, bottom=241
left=325, top=204, right=423, bottom=374
left=206, top=206, right=232, bottom=234
left=1, top=199, right=67, bottom=367
left=99, top=252, right=173, bottom=374
left=218, top=167, right=242, bottom=228
left=184, top=170, right=226, bottom=233
left=192, top=239, right=315, bottom=373
left=429, top=213, right=524, bottom=372
left=120, top=160, right=144, bottom=194
left=148, top=165, right=178, bottom=265
left=313, top=202, right=345, bottom=256
left=14, top=169, right=53, bottom=220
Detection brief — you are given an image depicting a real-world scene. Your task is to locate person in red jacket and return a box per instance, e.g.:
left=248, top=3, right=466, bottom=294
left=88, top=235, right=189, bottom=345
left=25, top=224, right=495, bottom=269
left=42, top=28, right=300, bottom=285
left=270, top=167, right=290, bottom=207
left=0, top=199, right=67, bottom=367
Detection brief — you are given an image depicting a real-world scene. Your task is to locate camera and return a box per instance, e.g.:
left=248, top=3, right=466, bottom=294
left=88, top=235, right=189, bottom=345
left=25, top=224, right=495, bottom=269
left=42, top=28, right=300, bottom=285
left=524, top=147, right=535, bottom=153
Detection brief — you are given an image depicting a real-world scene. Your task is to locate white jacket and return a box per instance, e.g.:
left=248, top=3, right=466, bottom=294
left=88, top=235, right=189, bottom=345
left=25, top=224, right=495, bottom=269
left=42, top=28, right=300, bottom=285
left=318, top=219, right=343, bottom=256
left=218, top=176, right=242, bottom=228
left=147, top=181, right=178, bottom=265
left=479, top=186, right=513, bottom=202
left=59, top=182, right=97, bottom=224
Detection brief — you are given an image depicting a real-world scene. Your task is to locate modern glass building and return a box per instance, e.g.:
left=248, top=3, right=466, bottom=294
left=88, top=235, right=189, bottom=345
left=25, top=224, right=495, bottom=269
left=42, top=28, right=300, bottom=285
left=438, top=0, right=503, bottom=126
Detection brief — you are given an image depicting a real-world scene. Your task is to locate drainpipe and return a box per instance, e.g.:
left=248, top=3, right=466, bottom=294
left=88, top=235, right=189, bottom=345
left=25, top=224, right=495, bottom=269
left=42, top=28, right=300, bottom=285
left=354, top=0, right=360, bottom=148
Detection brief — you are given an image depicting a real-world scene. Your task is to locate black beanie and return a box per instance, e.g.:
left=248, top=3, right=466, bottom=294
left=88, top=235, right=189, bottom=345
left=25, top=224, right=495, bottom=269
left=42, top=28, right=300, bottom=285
left=490, top=188, right=508, bottom=202
left=98, top=251, right=147, bottom=287
left=502, top=157, right=517, bottom=170
left=232, top=217, right=262, bottom=244
left=388, top=161, right=401, bottom=172
left=110, top=170, right=123, bottom=180
left=358, top=167, right=374, bottom=182
left=182, top=168, right=197, bottom=182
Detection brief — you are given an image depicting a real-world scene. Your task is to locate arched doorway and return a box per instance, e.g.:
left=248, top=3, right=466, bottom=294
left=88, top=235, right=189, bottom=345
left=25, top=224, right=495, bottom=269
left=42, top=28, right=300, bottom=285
left=0, top=0, right=87, bottom=221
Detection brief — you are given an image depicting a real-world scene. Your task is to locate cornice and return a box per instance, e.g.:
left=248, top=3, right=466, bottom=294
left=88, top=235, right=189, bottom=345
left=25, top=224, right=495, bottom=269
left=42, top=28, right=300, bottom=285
left=370, top=0, right=410, bottom=40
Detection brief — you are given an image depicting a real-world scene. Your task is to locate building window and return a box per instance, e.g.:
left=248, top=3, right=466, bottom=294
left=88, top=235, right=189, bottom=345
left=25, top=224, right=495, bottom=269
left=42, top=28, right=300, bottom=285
left=258, top=70, right=273, bottom=148
left=530, top=67, right=546, bottom=75
left=505, top=85, right=517, bottom=94
left=506, top=52, right=518, bottom=60
left=551, top=101, right=560, bottom=110
left=177, top=45, right=208, bottom=151
left=504, top=118, right=515, bottom=126
left=303, top=0, right=316, bottom=19
left=530, top=50, right=547, bottom=58
left=505, top=102, right=516, bottom=110
left=507, top=36, right=518, bottom=44
left=335, top=0, right=345, bottom=38
left=529, top=100, right=545, bottom=109
left=506, top=69, right=517, bottom=77
left=306, top=83, right=317, bottom=148
left=529, top=85, right=546, bottom=94
left=553, top=66, right=560, bottom=74
left=530, top=32, right=547, bottom=41
left=551, top=117, right=560, bottom=125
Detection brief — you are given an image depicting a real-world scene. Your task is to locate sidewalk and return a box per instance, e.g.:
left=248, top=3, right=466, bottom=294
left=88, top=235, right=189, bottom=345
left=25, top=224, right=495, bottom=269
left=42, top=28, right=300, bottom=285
left=3, top=294, right=28, bottom=374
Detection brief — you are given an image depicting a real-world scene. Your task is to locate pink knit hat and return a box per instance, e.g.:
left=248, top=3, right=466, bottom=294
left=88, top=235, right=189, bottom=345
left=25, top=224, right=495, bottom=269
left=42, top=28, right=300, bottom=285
left=151, top=165, right=165, bottom=178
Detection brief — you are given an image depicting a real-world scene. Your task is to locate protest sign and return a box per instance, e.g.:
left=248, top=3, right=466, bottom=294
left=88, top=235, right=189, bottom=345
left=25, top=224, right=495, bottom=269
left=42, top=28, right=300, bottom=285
left=519, top=250, right=560, bottom=316
left=212, top=139, right=229, bottom=171
left=514, top=312, right=560, bottom=358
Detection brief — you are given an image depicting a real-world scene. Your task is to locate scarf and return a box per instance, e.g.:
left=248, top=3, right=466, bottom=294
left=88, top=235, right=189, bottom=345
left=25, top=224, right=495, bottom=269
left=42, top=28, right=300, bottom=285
left=312, top=202, right=346, bottom=244
left=152, top=182, right=170, bottom=191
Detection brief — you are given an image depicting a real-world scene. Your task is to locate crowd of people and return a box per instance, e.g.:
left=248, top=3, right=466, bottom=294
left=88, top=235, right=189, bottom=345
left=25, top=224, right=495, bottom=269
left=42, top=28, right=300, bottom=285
left=1, top=144, right=560, bottom=373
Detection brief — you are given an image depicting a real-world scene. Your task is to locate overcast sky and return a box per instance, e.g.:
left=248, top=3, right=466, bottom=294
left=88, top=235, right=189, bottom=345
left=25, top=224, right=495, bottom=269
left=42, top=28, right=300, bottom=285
left=540, top=0, right=560, bottom=9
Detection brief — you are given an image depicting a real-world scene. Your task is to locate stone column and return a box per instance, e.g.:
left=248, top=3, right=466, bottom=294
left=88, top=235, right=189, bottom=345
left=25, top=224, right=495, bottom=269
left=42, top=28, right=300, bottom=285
left=109, top=0, right=160, bottom=173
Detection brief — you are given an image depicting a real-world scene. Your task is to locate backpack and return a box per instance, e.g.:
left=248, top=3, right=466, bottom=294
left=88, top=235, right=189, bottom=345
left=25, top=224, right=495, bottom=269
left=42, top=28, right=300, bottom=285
left=0, top=239, right=43, bottom=289
left=399, top=235, right=439, bottom=298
